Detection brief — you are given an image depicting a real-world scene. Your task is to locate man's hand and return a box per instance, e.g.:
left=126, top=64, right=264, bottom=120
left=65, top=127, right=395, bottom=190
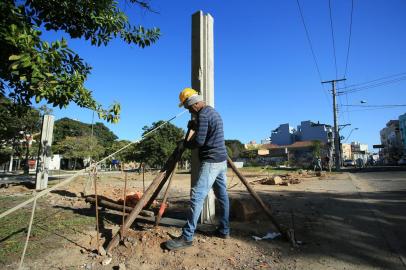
left=187, top=119, right=198, bottom=130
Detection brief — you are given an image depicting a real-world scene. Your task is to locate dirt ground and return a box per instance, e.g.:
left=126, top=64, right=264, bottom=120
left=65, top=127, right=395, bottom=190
left=0, top=169, right=365, bottom=270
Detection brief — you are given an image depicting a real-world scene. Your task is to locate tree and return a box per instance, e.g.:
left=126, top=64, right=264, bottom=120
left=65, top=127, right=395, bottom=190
left=225, top=139, right=245, bottom=159
left=107, top=140, right=133, bottom=162
left=132, top=121, right=185, bottom=168
left=53, top=117, right=118, bottom=152
left=0, top=0, right=160, bottom=123
left=0, top=94, right=41, bottom=170
left=53, top=135, right=104, bottom=169
left=311, top=140, right=322, bottom=158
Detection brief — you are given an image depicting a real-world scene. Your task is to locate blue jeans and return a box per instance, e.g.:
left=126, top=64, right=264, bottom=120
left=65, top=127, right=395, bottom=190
left=182, top=160, right=230, bottom=241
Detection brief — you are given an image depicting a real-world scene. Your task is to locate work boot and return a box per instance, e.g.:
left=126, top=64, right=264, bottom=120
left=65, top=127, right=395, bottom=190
left=211, top=229, right=230, bottom=239
left=164, top=235, right=193, bottom=250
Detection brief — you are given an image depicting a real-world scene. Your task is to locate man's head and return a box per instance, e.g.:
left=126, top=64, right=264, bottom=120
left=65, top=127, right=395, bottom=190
left=178, top=88, right=205, bottom=113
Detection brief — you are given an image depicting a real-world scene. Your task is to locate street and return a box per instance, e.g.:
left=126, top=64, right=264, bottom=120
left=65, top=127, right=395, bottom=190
left=350, top=171, right=406, bottom=269
left=263, top=170, right=406, bottom=270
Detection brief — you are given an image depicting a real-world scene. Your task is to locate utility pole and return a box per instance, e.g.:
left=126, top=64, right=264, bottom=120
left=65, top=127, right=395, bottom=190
left=191, top=11, right=215, bottom=223
left=322, top=78, right=346, bottom=171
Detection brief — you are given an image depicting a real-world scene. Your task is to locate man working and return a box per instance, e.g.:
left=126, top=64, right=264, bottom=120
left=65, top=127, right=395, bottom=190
left=164, top=88, right=230, bottom=250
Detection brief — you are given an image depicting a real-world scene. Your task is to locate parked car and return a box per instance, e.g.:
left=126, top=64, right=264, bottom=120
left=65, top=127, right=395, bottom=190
left=343, top=159, right=355, bottom=166
left=398, top=158, right=406, bottom=165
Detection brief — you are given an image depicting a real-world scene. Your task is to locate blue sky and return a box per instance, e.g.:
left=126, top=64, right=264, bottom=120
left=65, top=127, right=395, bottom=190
left=42, top=0, right=406, bottom=151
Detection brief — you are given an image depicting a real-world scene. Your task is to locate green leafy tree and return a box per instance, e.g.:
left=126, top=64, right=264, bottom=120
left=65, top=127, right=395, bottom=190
left=0, top=0, right=160, bottom=123
left=54, top=135, right=104, bottom=169
left=240, top=149, right=258, bottom=159
left=311, top=140, right=322, bottom=158
left=133, top=121, right=184, bottom=168
left=0, top=95, right=41, bottom=169
left=53, top=117, right=117, bottom=152
left=107, top=139, right=132, bottom=162
left=226, top=145, right=233, bottom=158
left=225, top=139, right=245, bottom=159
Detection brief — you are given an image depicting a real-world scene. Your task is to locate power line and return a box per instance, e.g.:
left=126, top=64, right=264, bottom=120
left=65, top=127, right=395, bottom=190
left=328, top=0, right=338, bottom=78
left=339, top=75, right=406, bottom=94
left=345, top=91, right=351, bottom=123
left=296, top=0, right=324, bottom=82
left=343, top=104, right=406, bottom=107
left=337, top=72, right=406, bottom=90
left=295, top=0, right=331, bottom=106
left=344, top=0, right=354, bottom=78
left=348, top=107, right=406, bottom=112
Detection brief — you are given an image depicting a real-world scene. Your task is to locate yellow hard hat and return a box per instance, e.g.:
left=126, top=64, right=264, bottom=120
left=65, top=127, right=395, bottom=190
left=178, top=88, right=198, bottom=107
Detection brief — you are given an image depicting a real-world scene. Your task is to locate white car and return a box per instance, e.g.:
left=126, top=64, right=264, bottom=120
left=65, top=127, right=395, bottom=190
left=343, top=159, right=355, bottom=166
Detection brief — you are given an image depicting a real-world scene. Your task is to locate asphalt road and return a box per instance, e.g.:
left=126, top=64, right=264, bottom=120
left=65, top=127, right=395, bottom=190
left=350, top=170, right=406, bottom=269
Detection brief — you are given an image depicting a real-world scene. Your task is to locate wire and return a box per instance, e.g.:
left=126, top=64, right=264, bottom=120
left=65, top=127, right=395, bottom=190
left=343, top=104, right=406, bottom=107
left=347, top=106, right=406, bottom=112
left=328, top=0, right=338, bottom=79
left=344, top=0, right=354, bottom=78
left=296, top=0, right=323, bottom=82
left=295, top=0, right=331, bottom=106
left=18, top=191, right=37, bottom=270
left=337, top=72, right=406, bottom=90
left=339, top=75, right=406, bottom=94
left=345, top=91, right=351, bottom=123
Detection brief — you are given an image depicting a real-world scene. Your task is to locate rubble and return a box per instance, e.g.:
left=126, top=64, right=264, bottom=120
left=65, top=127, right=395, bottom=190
left=255, top=174, right=301, bottom=186
left=101, top=257, right=112, bottom=266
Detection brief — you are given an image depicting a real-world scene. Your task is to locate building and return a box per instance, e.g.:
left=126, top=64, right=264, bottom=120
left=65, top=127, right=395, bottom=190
left=244, top=140, right=259, bottom=150
left=342, top=143, right=352, bottom=160
left=260, top=138, right=271, bottom=145
left=259, top=141, right=330, bottom=168
left=296, top=121, right=333, bottom=144
left=270, top=121, right=333, bottom=146
left=351, top=142, right=369, bottom=162
left=399, top=113, right=406, bottom=157
left=380, top=120, right=403, bottom=164
left=271, top=124, right=295, bottom=145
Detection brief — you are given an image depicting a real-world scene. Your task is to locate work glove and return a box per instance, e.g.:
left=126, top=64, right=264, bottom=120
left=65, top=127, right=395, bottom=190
left=187, top=119, right=198, bottom=131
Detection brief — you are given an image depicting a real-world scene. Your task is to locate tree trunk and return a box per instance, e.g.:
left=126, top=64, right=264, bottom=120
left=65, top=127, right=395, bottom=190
left=24, top=143, right=29, bottom=175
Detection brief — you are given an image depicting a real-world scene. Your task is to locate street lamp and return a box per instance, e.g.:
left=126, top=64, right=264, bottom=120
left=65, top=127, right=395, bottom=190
left=339, top=123, right=351, bottom=131
left=344, top=128, right=359, bottom=143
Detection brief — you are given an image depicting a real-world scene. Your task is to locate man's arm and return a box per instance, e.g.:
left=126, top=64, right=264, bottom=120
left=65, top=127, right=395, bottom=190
left=186, top=112, right=208, bottom=148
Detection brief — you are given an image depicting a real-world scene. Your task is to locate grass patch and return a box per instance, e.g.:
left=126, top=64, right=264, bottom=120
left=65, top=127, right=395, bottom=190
left=0, top=195, right=94, bottom=266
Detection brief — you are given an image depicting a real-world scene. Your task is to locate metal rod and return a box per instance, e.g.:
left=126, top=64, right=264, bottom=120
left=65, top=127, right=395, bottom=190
left=121, top=172, right=128, bottom=240
left=142, top=163, right=145, bottom=193
left=155, top=163, right=177, bottom=226
left=84, top=197, right=153, bottom=216
left=93, top=168, right=100, bottom=253
left=227, top=156, right=285, bottom=234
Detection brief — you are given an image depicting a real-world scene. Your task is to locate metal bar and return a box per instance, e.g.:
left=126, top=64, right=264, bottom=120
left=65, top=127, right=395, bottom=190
left=121, top=172, right=128, bottom=240
left=226, top=156, right=286, bottom=235
left=93, top=168, right=101, bottom=253
left=155, top=163, right=177, bottom=226
left=84, top=197, right=154, bottom=217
